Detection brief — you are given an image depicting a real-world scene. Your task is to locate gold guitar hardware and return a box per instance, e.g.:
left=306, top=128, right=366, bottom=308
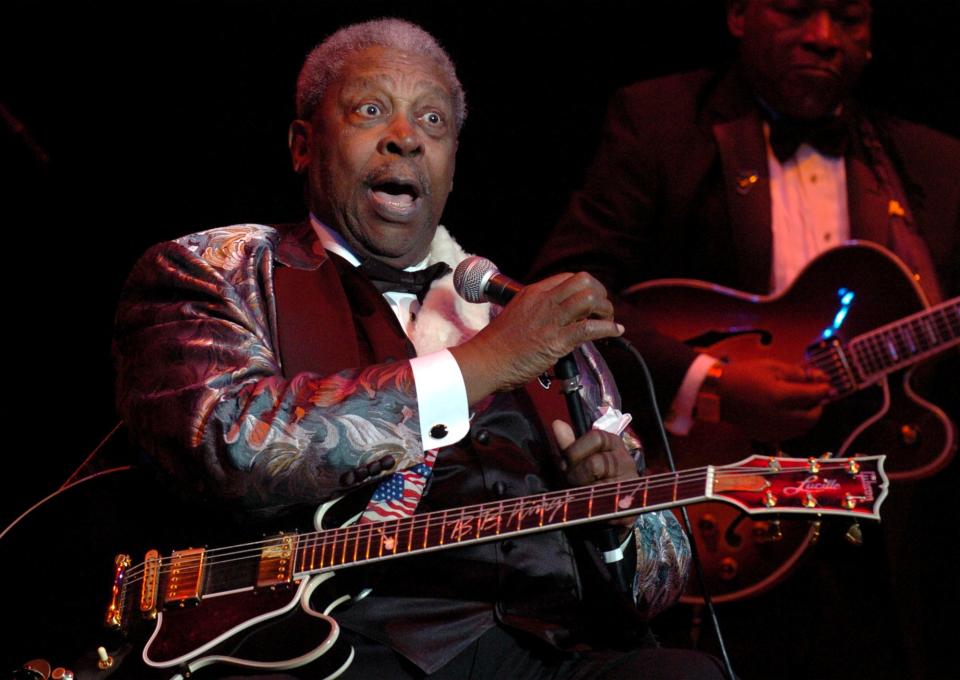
left=845, top=522, right=864, bottom=546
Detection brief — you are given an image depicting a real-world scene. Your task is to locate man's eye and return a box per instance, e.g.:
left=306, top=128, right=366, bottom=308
left=837, top=10, right=868, bottom=26
left=358, top=103, right=382, bottom=117
left=772, top=0, right=808, bottom=19
left=421, top=111, right=444, bottom=126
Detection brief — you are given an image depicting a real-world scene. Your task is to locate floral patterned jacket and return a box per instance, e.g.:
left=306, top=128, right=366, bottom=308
left=113, top=221, right=690, bottom=618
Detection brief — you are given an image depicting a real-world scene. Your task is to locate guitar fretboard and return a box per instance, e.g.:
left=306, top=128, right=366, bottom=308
left=290, top=471, right=705, bottom=574
left=848, top=298, right=959, bottom=382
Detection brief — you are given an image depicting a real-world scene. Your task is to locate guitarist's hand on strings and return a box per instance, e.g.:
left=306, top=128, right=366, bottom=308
left=717, top=358, right=831, bottom=442
left=552, top=419, right=638, bottom=530
left=451, top=272, right=623, bottom=405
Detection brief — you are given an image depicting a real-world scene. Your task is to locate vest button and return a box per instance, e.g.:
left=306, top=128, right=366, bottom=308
left=474, top=429, right=491, bottom=445
left=501, top=540, right=516, bottom=554
left=492, top=481, right=507, bottom=497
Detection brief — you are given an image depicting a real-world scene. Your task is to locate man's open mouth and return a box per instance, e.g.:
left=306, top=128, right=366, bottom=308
left=369, top=181, right=422, bottom=218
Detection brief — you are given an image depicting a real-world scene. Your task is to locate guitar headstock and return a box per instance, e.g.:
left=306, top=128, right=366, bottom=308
left=710, top=455, right=887, bottom=520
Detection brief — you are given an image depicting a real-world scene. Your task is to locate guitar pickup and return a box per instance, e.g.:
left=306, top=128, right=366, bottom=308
left=164, top=548, right=205, bottom=607
left=140, top=549, right=161, bottom=619
left=257, top=534, right=297, bottom=587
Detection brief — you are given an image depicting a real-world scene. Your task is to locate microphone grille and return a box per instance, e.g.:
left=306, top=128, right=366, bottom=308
left=453, top=256, right=498, bottom=303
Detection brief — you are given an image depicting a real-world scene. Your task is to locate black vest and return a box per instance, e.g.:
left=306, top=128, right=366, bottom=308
left=274, top=254, right=645, bottom=673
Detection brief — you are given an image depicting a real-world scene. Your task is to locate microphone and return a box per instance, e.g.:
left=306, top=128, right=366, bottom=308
left=454, top=256, right=633, bottom=593
left=454, top=255, right=591, bottom=433
left=453, top=256, right=523, bottom=305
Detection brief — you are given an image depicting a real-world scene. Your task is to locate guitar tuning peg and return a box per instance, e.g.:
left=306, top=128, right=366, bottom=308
left=845, top=522, right=864, bottom=546
left=810, top=518, right=822, bottom=544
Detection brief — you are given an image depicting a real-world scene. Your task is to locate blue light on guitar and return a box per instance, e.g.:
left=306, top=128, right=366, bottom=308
left=821, top=288, right=855, bottom=339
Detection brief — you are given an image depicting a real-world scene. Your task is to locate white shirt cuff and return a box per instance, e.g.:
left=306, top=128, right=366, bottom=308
left=410, top=349, right=470, bottom=450
left=664, top=353, right=719, bottom=435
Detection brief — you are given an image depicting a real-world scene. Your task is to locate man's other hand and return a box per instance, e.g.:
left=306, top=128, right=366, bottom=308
left=552, top=419, right=637, bottom=528
left=718, top=358, right=831, bottom=441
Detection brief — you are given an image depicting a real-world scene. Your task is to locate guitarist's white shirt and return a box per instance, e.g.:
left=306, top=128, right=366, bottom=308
left=767, top=133, right=850, bottom=294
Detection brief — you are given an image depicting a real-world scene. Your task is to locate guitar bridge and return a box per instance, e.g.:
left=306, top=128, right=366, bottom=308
left=105, top=554, right=131, bottom=630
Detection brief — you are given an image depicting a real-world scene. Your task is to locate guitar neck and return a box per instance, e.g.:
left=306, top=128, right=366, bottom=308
left=111, top=456, right=885, bottom=628
left=292, top=469, right=710, bottom=575
left=287, top=455, right=884, bottom=576
left=811, top=297, right=959, bottom=395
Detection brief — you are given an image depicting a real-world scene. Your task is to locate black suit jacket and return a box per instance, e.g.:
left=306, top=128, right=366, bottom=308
left=532, top=66, right=960, bottom=406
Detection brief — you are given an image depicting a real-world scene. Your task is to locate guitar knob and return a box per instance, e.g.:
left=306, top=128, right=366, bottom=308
left=751, top=520, right=783, bottom=544
left=719, top=557, right=738, bottom=581
left=900, top=424, right=920, bottom=447
left=699, top=513, right=722, bottom=550
left=50, top=669, right=74, bottom=680
left=845, top=522, right=864, bottom=546
left=12, top=659, right=50, bottom=680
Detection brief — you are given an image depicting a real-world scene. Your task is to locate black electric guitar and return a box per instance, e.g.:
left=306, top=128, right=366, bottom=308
left=2, top=455, right=887, bottom=678
left=622, top=241, right=958, bottom=603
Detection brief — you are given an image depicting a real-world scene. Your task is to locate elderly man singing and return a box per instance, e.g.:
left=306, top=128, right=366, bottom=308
left=114, top=18, right=724, bottom=680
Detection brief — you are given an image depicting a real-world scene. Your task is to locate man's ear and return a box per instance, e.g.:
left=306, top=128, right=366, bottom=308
left=288, top=119, right=312, bottom=174
left=726, top=0, right=747, bottom=39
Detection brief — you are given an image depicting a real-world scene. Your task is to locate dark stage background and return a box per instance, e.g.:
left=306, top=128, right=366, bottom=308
left=2, top=1, right=957, bottom=678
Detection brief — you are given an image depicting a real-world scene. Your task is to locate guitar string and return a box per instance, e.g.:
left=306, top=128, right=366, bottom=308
left=803, top=301, right=958, bottom=375
left=806, top=322, right=958, bottom=386
left=785, top=299, right=959, bottom=372
left=117, top=471, right=719, bottom=582
left=114, top=469, right=878, bottom=616
left=118, top=460, right=873, bottom=578
left=726, top=310, right=958, bottom=398
left=112, top=461, right=879, bottom=603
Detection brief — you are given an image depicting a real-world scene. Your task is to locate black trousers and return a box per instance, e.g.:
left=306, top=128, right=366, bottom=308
left=197, top=623, right=728, bottom=680
left=334, top=625, right=729, bottom=680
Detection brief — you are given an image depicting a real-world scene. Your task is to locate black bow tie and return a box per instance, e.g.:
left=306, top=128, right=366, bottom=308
left=768, top=113, right=850, bottom=162
left=358, top=258, right=451, bottom=303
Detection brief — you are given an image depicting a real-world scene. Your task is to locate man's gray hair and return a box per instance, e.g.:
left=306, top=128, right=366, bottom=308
left=295, top=18, right=467, bottom=132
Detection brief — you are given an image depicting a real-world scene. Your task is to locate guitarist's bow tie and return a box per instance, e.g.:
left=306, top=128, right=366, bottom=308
left=359, top=258, right=451, bottom=303
left=768, top=113, right=850, bottom=162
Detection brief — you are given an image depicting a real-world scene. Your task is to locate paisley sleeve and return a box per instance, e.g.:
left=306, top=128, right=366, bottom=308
left=631, top=509, right=691, bottom=619
left=114, top=228, right=427, bottom=513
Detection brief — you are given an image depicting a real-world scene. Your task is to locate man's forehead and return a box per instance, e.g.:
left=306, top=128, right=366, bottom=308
left=335, top=47, right=454, bottom=100
left=760, top=0, right=871, bottom=10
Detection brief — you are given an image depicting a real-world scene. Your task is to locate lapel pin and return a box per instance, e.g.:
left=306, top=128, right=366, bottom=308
left=736, top=172, right=759, bottom=195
